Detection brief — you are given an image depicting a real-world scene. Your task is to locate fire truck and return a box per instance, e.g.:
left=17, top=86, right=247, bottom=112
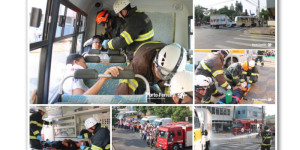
left=156, top=123, right=193, bottom=150
left=232, top=119, right=262, bottom=135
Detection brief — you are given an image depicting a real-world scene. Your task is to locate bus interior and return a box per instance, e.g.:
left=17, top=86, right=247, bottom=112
left=29, top=0, right=193, bottom=104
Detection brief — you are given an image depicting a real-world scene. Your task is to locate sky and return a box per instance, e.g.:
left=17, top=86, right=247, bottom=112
left=264, top=105, right=276, bottom=116
left=194, top=0, right=267, bottom=16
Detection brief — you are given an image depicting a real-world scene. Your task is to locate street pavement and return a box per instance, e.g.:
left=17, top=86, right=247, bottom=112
left=195, top=25, right=275, bottom=49
left=112, top=128, right=192, bottom=150
left=209, top=133, right=275, bottom=150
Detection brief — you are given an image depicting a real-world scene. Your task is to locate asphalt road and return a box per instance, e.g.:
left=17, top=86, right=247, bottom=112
left=195, top=26, right=275, bottom=49
left=209, top=133, right=275, bottom=150
left=112, top=128, right=192, bottom=150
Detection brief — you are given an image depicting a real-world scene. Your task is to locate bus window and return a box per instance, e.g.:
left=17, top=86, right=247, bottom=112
left=56, top=4, right=66, bottom=38
left=28, top=0, right=47, bottom=43
left=76, top=34, right=83, bottom=53
left=48, top=37, right=73, bottom=100
left=80, top=15, right=86, bottom=32
left=29, top=48, right=41, bottom=99
left=63, top=8, right=77, bottom=36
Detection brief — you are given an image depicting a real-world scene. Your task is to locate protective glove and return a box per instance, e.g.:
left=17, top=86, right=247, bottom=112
left=227, top=85, right=231, bottom=90
left=36, top=135, right=42, bottom=141
left=248, top=83, right=251, bottom=87
left=46, top=140, right=51, bottom=144
left=80, top=145, right=86, bottom=150
left=83, top=38, right=93, bottom=47
left=77, top=135, right=83, bottom=140
left=102, top=39, right=109, bottom=48
left=51, top=120, right=55, bottom=125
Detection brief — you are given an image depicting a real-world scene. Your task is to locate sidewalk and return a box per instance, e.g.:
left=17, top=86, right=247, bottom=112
left=244, top=26, right=275, bottom=35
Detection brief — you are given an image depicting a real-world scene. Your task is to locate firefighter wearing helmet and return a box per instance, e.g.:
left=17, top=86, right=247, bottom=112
left=103, top=0, right=154, bottom=61
left=80, top=117, right=110, bottom=150
left=224, top=60, right=256, bottom=87
left=170, top=71, right=193, bottom=104
left=195, top=50, right=231, bottom=104
left=259, top=125, right=272, bottom=150
left=30, top=107, right=55, bottom=149
left=245, top=60, right=259, bottom=84
left=114, top=42, right=187, bottom=103
left=194, top=75, right=213, bottom=104
left=96, top=9, right=125, bottom=39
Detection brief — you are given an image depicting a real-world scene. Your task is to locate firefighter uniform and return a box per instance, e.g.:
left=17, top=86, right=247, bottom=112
left=103, top=16, right=125, bottom=39
left=246, top=66, right=259, bottom=84
left=255, top=50, right=265, bottom=66
left=84, top=124, right=110, bottom=150
left=195, top=52, right=230, bottom=104
left=259, top=130, right=272, bottom=150
left=107, top=7, right=154, bottom=60
left=30, top=112, right=53, bottom=149
left=114, top=42, right=166, bottom=95
left=224, top=62, right=247, bottom=86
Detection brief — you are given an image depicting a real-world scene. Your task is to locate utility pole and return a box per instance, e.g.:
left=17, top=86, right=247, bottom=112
left=262, top=106, right=265, bottom=125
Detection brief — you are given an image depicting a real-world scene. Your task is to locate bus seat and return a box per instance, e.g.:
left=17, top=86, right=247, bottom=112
left=59, top=69, right=150, bottom=104
left=84, top=56, right=101, bottom=63
left=88, top=49, right=101, bottom=54
left=61, top=95, right=147, bottom=104
left=86, top=62, right=127, bottom=74
left=109, top=55, right=126, bottom=63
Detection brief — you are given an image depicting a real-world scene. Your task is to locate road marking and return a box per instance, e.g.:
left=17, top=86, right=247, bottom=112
left=239, top=34, right=275, bottom=39
left=233, top=37, right=275, bottom=43
left=225, top=41, right=274, bottom=48
left=214, top=45, right=236, bottom=49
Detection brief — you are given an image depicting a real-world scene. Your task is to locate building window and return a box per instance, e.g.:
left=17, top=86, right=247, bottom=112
left=238, top=111, right=240, bottom=115
left=253, top=111, right=258, bottom=117
left=216, top=108, right=219, bottom=115
left=242, top=110, right=245, bottom=114
left=212, top=107, right=215, bottom=115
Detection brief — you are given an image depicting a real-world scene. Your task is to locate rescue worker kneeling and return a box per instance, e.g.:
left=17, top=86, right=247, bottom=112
left=194, top=75, right=213, bottom=104
left=170, top=71, right=193, bottom=104
left=80, top=118, right=110, bottom=150
left=114, top=42, right=187, bottom=97
left=224, top=61, right=255, bottom=87
left=195, top=50, right=231, bottom=104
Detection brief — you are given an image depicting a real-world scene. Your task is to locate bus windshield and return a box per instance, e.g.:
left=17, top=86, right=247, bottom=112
left=233, top=122, right=243, bottom=128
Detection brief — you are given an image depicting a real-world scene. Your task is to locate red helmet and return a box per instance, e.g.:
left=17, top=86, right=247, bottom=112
left=96, top=10, right=109, bottom=24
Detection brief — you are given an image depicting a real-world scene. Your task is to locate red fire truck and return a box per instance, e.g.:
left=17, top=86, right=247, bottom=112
left=232, top=119, right=262, bottom=135
left=156, top=123, right=192, bottom=150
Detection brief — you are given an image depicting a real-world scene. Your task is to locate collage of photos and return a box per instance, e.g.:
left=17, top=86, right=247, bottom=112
left=28, top=0, right=276, bottom=150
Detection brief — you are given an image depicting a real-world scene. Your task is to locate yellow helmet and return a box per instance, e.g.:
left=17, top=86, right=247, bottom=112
left=242, top=61, right=249, bottom=71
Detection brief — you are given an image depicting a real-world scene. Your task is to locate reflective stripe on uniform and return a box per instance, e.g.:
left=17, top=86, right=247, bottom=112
left=212, top=70, right=223, bottom=77
left=134, top=29, right=154, bottom=42
left=212, top=89, right=218, bottom=95
left=119, top=79, right=139, bottom=92
left=263, top=136, right=272, bottom=139
left=257, top=55, right=264, bottom=56
left=101, top=125, right=107, bottom=128
left=249, top=80, right=253, bottom=83
left=251, top=73, right=259, bottom=76
left=133, top=41, right=162, bottom=56
left=30, top=136, right=37, bottom=139
left=220, top=82, right=228, bottom=88
left=33, top=130, right=40, bottom=135
left=202, top=99, right=211, bottom=104
left=108, top=40, right=114, bottom=49
left=240, top=79, right=245, bottom=82
left=136, top=10, right=143, bottom=13
left=91, top=144, right=103, bottom=150
left=233, top=75, right=239, bottom=79
left=200, top=61, right=211, bottom=72
left=242, top=71, right=247, bottom=75
left=262, top=143, right=271, bottom=146
left=105, top=144, right=110, bottom=149
left=84, top=133, right=89, bottom=139
left=121, top=31, right=133, bottom=45
left=30, top=121, right=43, bottom=127
left=224, top=75, right=233, bottom=82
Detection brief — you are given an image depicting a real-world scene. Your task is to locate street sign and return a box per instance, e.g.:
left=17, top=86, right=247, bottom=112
left=185, top=117, right=188, bottom=122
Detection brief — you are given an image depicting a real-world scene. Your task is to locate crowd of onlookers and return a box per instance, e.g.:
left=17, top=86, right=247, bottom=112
left=264, top=50, right=275, bottom=56
left=116, top=118, right=160, bottom=148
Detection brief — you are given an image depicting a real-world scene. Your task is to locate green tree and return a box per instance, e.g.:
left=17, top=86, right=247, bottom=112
left=171, top=107, right=192, bottom=122
left=112, top=109, right=120, bottom=125
left=235, top=1, right=243, bottom=16
left=195, top=5, right=207, bottom=24
left=259, top=9, right=270, bottom=21
left=135, top=106, right=148, bottom=115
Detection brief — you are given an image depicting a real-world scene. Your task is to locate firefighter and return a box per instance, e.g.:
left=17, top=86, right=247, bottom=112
left=255, top=50, right=265, bottom=66
left=224, top=61, right=255, bottom=87
left=170, top=71, right=193, bottom=104
left=104, top=0, right=154, bottom=61
left=80, top=118, right=110, bottom=150
left=114, top=42, right=187, bottom=99
left=259, top=125, right=272, bottom=150
left=246, top=60, right=259, bottom=84
left=30, top=107, right=55, bottom=150
left=195, top=50, right=231, bottom=104
left=194, top=75, right=213, bottom=104
left=96, top=9, right=125, bottom=39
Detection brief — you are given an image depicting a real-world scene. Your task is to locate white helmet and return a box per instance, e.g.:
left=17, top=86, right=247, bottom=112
left=113, top=0, right=130, bottom=14
left=249, top=60, right=255, bottom=67
left=85, top=117, right=98, bottom=129
left=37, top=107, right=46, bottom=113
left=154, top=43, right=187, bottom=81
left=170, top=71, right=193, bottom=95
left=194, top=75, right=212, bottom=89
